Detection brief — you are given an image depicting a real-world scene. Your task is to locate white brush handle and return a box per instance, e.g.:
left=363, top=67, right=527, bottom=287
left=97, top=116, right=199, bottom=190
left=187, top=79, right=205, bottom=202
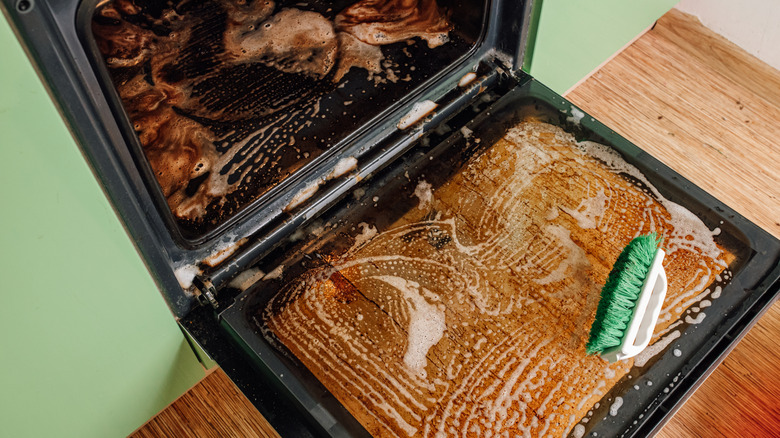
left=602, top=249, right=667, bottom=363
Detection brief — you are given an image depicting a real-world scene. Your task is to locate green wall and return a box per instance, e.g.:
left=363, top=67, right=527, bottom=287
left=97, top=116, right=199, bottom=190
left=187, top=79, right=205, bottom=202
left=0, top=17, right=204, bottom=438
left=527, top=0, right=679, bottom=94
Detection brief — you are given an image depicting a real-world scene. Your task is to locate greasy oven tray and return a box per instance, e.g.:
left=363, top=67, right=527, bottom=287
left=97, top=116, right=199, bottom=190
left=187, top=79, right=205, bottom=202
left=208, top=76, right=780, bottom=437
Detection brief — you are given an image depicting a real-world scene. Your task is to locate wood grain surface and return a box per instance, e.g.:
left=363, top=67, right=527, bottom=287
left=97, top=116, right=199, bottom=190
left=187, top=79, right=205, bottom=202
left=130, top=369, right=279, bottom=438
left=566, top=9, right=780, bottom=438
left=131, top=9, right=779, bottom=438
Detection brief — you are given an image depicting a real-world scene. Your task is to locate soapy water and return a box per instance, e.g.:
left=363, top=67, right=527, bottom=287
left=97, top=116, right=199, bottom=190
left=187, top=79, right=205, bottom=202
left=261, top=122, right=732, bottom=437
left=92, top=0, right=455, bottom=230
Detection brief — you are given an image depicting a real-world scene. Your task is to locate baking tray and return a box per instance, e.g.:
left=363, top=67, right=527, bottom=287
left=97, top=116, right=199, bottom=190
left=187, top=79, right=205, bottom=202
left=214, top=75, right=780, bottom=437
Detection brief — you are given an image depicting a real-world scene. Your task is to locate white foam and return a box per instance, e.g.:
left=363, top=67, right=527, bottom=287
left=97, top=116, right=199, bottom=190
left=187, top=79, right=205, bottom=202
left=567, top=107, right=585, bottom=125
left=202, top=237, right=247, bottom=267
left=229, top=268, right=266, bottom=291
left=685, top=312, right=706, bottom=325
left=711, top=286, right=722, bottom=299
left=262, top=122, right=733, bottom=436
left=285, top=180, right=321, bottom=212
left=263, top=264, right=285, bottom=280
left=609, top=397, right=623, bottom=416
left=174, top=264, right=201, bottom=290
left=458, top=72, right=477, bottom=88
left=534, top=225, right=591, bottom=285
left=353, top=222, right=378, bottom=247
left=398, top=100, right=438, bottom=130
left=375, top=276, right=446, bottom=379
left=562, top=188, right=609, bottom=229
left=327, top=156, right=358, bottom=179
left=577, top=140, right=723, bottom=263
left=634, top=330, right=681, bottom=367
left=413, top=180, right=433, bottom=210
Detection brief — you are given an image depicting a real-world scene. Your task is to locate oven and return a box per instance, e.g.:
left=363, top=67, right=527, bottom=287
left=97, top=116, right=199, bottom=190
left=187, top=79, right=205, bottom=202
left=3, top=0, right=779, bottom=436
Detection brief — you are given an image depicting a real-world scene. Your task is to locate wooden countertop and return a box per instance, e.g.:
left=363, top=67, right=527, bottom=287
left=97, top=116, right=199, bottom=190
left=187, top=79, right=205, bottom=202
left=132, top=9, right=780, bottom=438
left=567, top=9, right=780, bottom=438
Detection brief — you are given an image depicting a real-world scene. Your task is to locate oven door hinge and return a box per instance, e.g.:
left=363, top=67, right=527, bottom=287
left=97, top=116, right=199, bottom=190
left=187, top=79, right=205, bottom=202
left=193, top=275, right=219, bottom=309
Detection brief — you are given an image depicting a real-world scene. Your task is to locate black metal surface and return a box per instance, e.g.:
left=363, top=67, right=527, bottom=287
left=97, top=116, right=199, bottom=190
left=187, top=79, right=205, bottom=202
left=88, top=0, right=487, bottom=240
left=180, top=305, right=330, bottom=437
left=217, top=76, right=780, bottom=437
left=206, top=62, right=502, bottom=291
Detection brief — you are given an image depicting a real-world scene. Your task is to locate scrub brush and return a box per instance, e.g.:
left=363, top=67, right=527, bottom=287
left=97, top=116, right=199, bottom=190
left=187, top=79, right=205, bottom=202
left=586, top=233, right=667, bottom=363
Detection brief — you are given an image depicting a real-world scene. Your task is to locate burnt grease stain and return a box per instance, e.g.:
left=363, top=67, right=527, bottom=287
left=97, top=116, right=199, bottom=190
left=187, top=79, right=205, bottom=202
left=92, top=0, right=467, bottom=238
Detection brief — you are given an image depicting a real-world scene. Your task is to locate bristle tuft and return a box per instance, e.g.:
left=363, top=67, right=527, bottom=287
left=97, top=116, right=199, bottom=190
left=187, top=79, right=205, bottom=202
left=586, top=233, right=662, bottom=355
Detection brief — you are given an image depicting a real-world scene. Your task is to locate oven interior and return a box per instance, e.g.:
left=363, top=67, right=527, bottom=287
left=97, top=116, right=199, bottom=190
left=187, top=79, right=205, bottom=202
left=86, top=0, right=489, bottom=242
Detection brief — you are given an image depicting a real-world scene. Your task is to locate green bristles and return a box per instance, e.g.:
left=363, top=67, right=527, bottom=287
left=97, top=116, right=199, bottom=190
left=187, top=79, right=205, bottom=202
left=586, top=233, right=662, bottom=355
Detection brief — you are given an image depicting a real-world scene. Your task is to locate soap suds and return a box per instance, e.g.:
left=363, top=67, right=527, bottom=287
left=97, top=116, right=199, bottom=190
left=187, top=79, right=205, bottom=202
left=578, top=140, right=723, bottom=263
left=284, top=180, right=322, bottom=212
left=398, top=100, right=438, bottom=130
left=203, top=237, right=247, bottom=268
left=685, top=312, right=706, bottom=324
left=376, top=276, right=446, bottom=379
left=174, top=264, right=201, bottom=290
left=327, top=157, right=358, bottom=180
left=286, top=157, right=359, bottom=212
left=336, top=0, right=453, bottom=48
left=711, top=286, right=722, bottom=299
left=354, top=222, right=379, bottom=247
left=567, top=107, right=585, bottom=125
left=533, top=225, right=591, bottom=286
left=229, top=268, right=266, bottom=291
left=634, top=330, right=681, bottom=367
left=262, top=122, right=732, bottom=437
left=609, top=397, right=623, bottom=416
left=413, top=180, right=433, bottom=210
left=94, top=0, right=453, bottom=226
left=561, top=188, right=608, bottom=229
left=458, top=72, right=477, bottom=88
left=263, top=264, right=285, bottom=281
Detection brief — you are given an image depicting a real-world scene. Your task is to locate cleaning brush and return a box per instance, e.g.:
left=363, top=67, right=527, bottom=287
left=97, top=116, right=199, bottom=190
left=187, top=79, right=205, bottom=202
left=586, top=233, right=667, bottom=363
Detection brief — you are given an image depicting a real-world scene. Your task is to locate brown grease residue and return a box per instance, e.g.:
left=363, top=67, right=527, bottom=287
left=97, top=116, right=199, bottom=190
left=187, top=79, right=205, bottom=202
left=337, top=0, right=453, bottom=48
left=93, top=0, right=453, bottom=227
left=225, top=8, right=338, bottom=79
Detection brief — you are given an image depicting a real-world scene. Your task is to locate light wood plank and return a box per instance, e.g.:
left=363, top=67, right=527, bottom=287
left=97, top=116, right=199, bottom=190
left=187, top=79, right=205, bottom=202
left=130, top=369, right=279, bottom=438
left=650, top=9, right=780, bottom=107
left=567, top=9, right=780, bottom=438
